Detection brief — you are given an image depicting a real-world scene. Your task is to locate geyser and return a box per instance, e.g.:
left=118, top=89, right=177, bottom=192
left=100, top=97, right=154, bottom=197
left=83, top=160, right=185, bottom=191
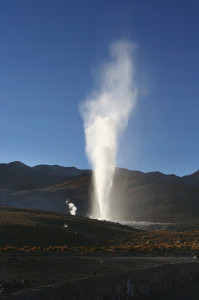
left=81, top=40, right=137, bottom=220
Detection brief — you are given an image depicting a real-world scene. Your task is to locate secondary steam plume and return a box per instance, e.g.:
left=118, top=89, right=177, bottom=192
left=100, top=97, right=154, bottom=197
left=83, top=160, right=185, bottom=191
left=81, top=40, right=137, bottom=220
left=65, top=200, right=77, bottom=216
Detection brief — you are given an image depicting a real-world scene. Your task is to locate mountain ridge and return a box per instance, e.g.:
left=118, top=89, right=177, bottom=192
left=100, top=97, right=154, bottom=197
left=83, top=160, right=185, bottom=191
left=0, top=161, right=199, bottom=221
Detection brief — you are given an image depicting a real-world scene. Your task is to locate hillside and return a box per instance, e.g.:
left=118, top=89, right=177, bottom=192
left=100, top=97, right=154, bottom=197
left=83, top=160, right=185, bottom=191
left=109, top=170, right=199, bottom=221
left=0, top=206, right=135, bottom=247
left=0, top=161, right=199, bottom=221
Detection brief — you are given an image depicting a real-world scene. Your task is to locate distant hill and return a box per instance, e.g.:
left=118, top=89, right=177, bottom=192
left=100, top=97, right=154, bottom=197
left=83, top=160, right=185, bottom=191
left=0, top=161, right=199, bottom=222
left=109, top=168, right=199, bottom=222
left=0, top=161, right=90, bottom=190
left=33, top=164, right=91, bottom=177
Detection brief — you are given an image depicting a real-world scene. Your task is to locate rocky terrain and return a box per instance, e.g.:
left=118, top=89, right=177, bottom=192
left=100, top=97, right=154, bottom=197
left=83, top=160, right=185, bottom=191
left=1, top=256, right=199, bottom=299
left=0, top=206, right=199, bottom=299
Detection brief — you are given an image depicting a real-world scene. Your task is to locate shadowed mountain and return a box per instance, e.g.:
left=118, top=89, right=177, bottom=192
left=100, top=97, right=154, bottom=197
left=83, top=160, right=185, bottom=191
left=108, top=169, right=199, bottom=221
left=0, top=161, right=199, bottom=222
left=0, top=162, right=91, bottom=216
left=0, top=161, right=90, bottom=190
left=33, top=164, right=91, bottom=177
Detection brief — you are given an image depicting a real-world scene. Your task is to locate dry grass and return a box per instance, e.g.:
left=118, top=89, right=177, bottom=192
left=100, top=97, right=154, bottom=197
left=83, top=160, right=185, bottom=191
left=0, top=236, right=199, bottom=255
left=110, top=229, right=199, bottom=254
left=0, top=207, right=199, bottom=255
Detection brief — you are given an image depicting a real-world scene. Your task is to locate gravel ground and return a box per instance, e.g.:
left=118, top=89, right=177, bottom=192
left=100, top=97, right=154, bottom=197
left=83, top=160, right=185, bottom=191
left=0, top=254, right=197, bottom=298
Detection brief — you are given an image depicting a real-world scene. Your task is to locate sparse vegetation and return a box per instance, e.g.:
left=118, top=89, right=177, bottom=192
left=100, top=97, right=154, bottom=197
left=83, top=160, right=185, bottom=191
left=0, top=206, right=199, bottom=257
left=0, top=236, right=199, bottom=255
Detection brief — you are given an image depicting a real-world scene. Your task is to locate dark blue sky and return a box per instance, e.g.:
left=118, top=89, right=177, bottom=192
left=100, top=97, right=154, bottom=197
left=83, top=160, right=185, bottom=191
left=0, top=0, right=199, bottom=176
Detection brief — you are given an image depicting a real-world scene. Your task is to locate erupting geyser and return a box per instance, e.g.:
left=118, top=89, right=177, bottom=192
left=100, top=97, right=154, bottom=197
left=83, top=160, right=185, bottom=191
left=81, top=40, right=137, bottom=220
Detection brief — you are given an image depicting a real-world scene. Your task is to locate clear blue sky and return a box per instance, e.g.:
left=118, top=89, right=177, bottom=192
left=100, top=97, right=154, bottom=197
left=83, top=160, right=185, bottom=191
left=0, top=0, right=198, bottom=176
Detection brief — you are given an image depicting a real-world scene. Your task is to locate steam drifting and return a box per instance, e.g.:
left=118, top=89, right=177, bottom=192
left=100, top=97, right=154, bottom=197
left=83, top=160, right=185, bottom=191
left=66, top=200, right=77, bottom=216
left=81, top=40, right=137, bottom=220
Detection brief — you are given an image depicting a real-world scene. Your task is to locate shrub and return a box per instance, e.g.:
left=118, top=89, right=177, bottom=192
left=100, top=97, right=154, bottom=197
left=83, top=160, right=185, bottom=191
left=23, top=246, right=31, bottom=251
left=61, top=245, right=70, bottom=252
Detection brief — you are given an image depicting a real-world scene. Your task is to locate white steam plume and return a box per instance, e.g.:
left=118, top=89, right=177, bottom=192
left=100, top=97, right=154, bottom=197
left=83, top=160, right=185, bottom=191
left=65, top=200, right=77, bottom=216
left=81, top=39, right=137, bottom=220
